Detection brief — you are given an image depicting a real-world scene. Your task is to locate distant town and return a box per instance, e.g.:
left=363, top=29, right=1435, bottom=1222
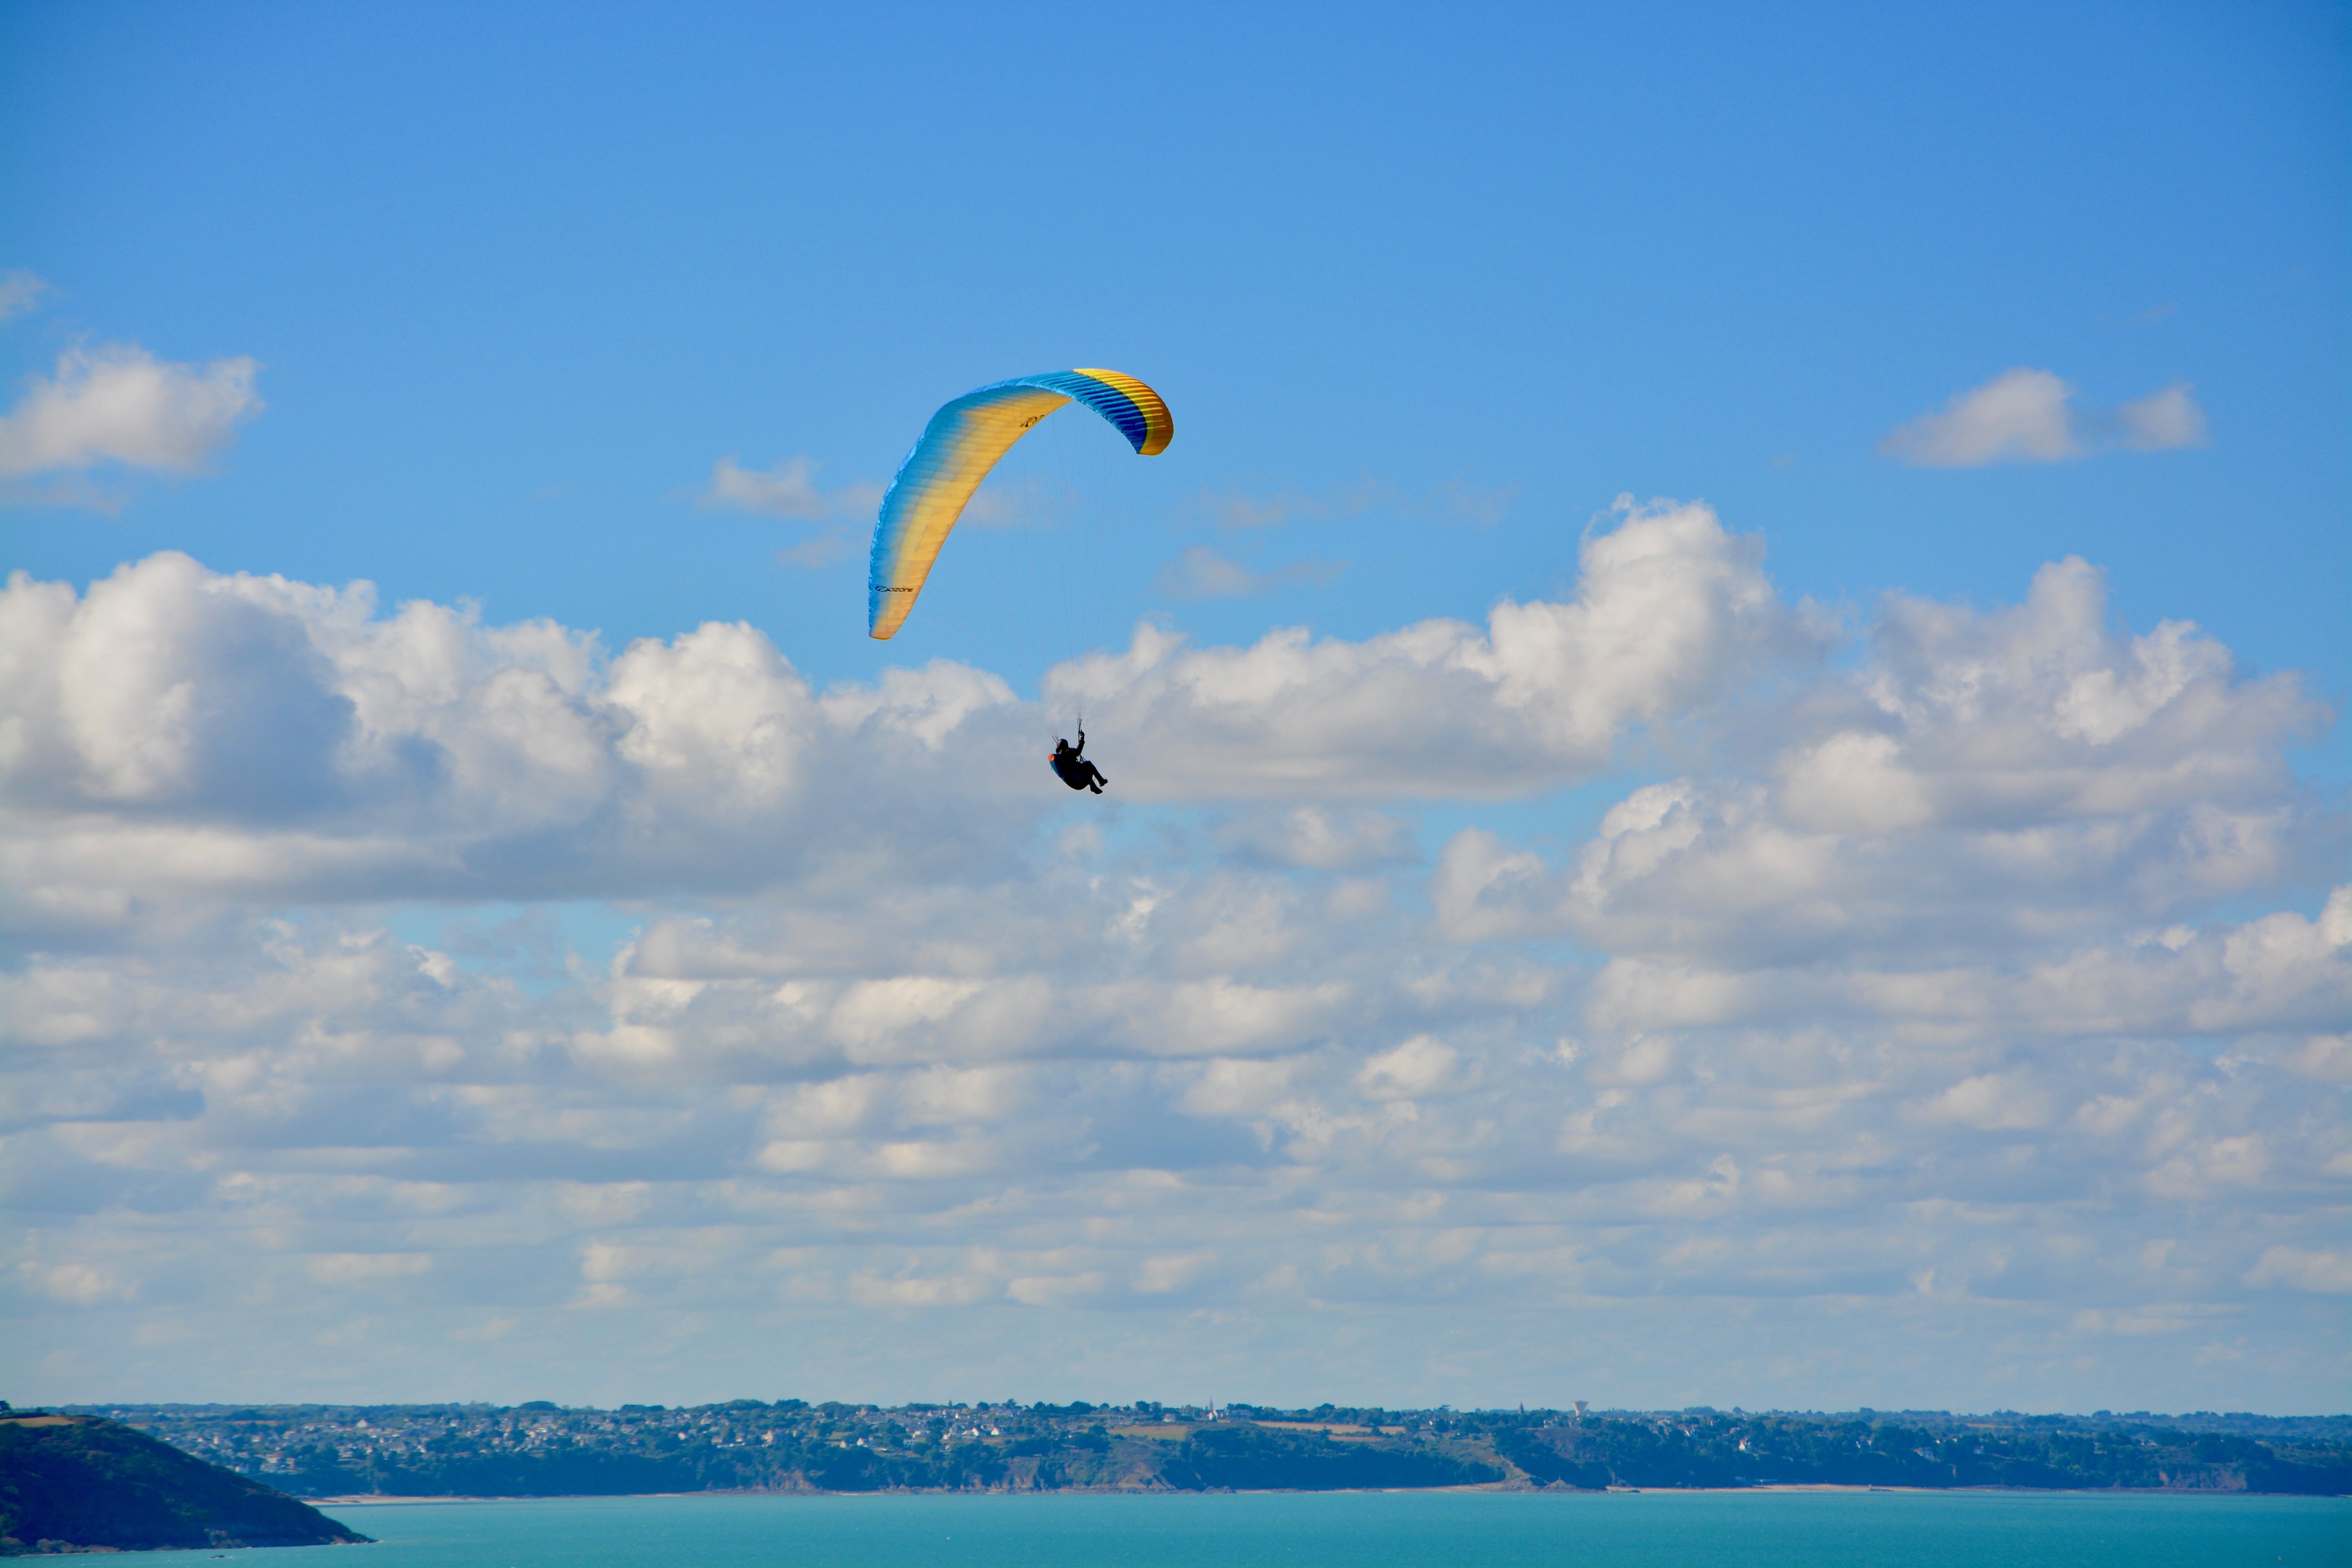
left=56, top=1399, right=2352, bottom=1497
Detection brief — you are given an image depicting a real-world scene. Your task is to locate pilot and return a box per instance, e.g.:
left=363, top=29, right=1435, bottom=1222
left=1050, top=730, right=1108, bottom=794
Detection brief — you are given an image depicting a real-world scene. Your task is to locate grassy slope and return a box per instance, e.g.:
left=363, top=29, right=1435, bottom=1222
left=0, top=1414, right=370, bottom=1554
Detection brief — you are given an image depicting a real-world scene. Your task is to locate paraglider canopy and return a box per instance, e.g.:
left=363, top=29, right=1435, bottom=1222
left=866, top=369, right=1172, bottom=640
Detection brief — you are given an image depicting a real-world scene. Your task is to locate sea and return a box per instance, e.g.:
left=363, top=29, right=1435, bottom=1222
left=149, top=1489, right=2352, bottom=1567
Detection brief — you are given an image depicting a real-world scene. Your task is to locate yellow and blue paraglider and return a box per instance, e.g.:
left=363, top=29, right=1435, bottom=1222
left=866, top=369, right=1172, bottom=640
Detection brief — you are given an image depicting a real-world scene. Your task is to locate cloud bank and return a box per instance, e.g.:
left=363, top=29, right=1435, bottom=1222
left=2, top=501, right=2342, bottom=1411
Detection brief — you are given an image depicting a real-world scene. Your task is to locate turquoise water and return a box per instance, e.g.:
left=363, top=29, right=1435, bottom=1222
left=171, top=1491, right=2348, bottom=1567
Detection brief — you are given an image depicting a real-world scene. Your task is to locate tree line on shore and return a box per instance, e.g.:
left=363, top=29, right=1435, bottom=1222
left=68, top=1399, right=2352, bottom=1498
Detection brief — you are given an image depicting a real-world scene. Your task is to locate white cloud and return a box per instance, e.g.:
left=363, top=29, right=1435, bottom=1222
left=1432, top=556, right=2326, bottom=972
left=2114, top=382, right=2209, bottom=451
left=703, top=455, right=815, bottom=518
left=0, top=501, right=1804, bottom=927
left=1355, top=1035, right=1462, bottom=1101
left=1075, top=499, right=1818, bottom=800
left=2, top=510, right=2344, bottom=1411
left=0, top=343, right=263, bottom=478
left=1881, top=368, right=2078, bottom=465
left=1880, top=368, right=2209, bottom=466
left=1134, top=1252, right=1212, bottom=1293
left=0, top=269, right=51, bottom=324
left=28, top=1262, right=131, bottom=1304
left=700, top=456, right=880, bottom=570
left=1908, top=1073, right=2053, bottom=1131
left=1004, top=1271, right=1105, bottom=1306
left=2244, top=1247, right=2352, bottom=1294
left=850, top=1271, right=991, bottom=1307
left=1153, top=545, right=1347, bottom=601
left=0, top=553, right=1036, bottom=919
left=701, top=454, right=880, bottom=520
left=1156, top=545, right=1259, bottom=598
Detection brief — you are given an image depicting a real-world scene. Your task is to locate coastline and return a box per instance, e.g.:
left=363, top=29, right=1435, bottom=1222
left=308, top=1482, right=2348, bottom=1504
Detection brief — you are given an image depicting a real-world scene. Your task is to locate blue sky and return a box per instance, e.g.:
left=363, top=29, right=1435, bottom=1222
left=7, top=2, right=2345, bottom=688
left=2, top=2, right=2347, bottom=1413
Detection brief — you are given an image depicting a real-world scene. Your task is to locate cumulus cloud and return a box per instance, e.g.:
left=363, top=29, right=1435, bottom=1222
left=1077, top=499, right=1820, bottom=799
left=0, top=552, right=1038, bottom=923
left=1434, top=555, right=2327, bottom=970
left=0, top=500, right=1805, bottom=926
left=1880, top=368, right=2209, bottom=466
left=3, top=508, right=2344, bottom=1410
left=0, top=343, right=263, bottom=479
